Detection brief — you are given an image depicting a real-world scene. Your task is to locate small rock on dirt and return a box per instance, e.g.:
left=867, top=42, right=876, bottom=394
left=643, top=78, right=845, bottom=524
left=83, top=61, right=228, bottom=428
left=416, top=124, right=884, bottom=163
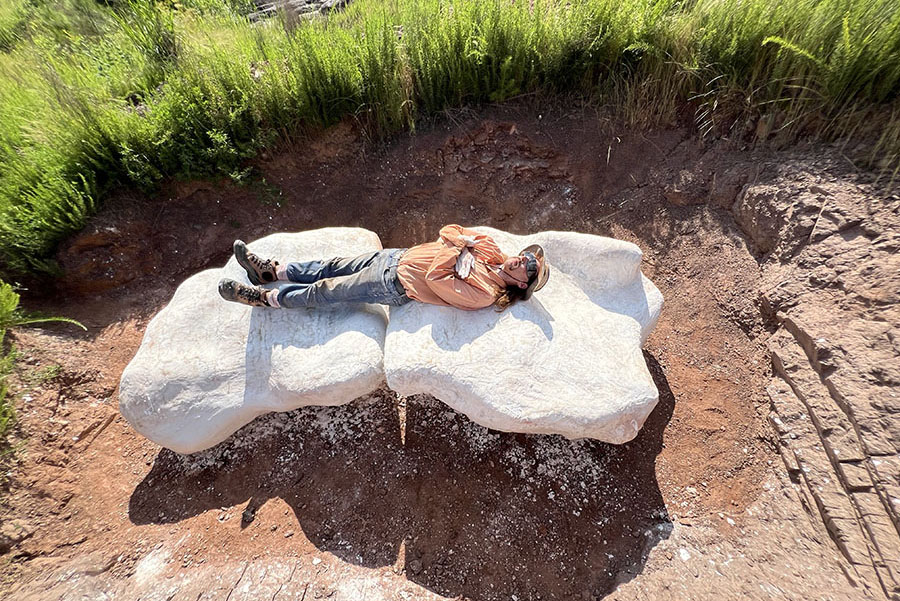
left=0, top=519, right=35, bottom=553
left=664, top=170, right=708, bottom=206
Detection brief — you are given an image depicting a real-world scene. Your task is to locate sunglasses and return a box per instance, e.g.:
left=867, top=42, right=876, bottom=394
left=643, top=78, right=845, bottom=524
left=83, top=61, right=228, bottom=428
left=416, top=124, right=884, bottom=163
left=521, top=251, right=539, bottom=280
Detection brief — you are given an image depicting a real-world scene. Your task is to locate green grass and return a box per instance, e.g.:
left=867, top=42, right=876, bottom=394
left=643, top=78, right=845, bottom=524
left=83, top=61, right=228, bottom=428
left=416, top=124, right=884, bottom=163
left=0, top=280, right=85, bottom=441
left=0, top=0, right=899, bottom=278
left=0, top=281, right=24, bottom=439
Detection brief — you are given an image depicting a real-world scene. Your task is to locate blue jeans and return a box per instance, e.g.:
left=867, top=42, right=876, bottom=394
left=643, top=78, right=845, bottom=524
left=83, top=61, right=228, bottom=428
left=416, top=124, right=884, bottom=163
left=276, top=248, right=413, bottom=309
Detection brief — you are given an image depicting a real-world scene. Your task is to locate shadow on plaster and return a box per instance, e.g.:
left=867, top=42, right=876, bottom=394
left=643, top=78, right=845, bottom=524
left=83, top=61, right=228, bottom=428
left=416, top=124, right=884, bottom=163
left=242, top=301, right=387, bottom=409
left=388, top=299, right=556, bottom=352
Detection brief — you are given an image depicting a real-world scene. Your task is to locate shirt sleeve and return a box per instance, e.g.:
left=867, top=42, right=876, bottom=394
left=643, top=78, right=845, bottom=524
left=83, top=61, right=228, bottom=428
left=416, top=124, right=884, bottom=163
left=438, top=224, right=471, bottom=249
left=425, top=242, right=498, bottom=310
left=438, top=224, right=507, bottom=264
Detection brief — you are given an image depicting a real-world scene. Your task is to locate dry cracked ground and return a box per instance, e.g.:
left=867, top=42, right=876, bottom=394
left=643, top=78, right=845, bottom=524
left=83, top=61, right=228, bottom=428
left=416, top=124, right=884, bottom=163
left=1, top=103, right=898, bottom=600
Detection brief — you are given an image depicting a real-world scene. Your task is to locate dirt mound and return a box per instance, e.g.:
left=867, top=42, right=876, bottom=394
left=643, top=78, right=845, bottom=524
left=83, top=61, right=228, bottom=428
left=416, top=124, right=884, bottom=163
left=2, top=103, right=897, bottom=600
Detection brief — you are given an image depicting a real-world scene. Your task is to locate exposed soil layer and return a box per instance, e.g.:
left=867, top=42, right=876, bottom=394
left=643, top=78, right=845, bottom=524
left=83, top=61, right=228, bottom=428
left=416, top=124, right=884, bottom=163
left=1, top=102, right=896, bottom=600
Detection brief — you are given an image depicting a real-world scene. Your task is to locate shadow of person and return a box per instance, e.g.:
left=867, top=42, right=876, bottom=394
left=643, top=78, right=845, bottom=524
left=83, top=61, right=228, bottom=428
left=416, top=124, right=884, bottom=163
left=387, top=294, right=555, bottom=354
left=129, top=353, right=675, bottom=600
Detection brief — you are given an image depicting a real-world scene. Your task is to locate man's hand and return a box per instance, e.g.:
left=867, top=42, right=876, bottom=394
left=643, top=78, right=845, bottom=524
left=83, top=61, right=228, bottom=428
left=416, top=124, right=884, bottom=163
left=455, top=247, right=476, bottom=279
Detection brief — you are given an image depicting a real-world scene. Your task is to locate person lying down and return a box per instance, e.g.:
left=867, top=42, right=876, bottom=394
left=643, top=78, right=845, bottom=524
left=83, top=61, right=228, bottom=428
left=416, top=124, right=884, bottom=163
left=218, top=224, right=549, bottom=312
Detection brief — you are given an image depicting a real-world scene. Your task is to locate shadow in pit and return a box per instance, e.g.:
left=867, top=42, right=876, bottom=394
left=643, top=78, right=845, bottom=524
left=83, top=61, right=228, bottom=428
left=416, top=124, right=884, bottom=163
left=129, top=353, right=674, bottom=600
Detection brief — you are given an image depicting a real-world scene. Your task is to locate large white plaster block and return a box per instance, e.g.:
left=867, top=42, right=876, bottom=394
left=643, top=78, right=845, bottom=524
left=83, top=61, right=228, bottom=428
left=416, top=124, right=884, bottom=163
left=384, top=228, right=663, bottom=444
left=119, top=228, right=388, bottom=454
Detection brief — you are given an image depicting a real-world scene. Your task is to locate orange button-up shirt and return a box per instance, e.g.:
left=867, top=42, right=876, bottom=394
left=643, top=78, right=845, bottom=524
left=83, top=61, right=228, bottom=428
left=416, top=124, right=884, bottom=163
left=397, top=225, right=509, bottom=310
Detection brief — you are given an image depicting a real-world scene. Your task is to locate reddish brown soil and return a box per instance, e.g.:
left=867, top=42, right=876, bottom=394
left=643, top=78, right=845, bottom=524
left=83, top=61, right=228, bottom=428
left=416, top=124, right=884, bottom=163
left=2, top=102, right=776, bottom=600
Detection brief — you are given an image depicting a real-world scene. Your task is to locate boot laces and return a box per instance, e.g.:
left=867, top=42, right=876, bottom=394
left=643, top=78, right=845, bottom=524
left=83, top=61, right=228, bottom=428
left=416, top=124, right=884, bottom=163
left=238, top=284, right=263, bottom=305
left=250, top=253, right=278, bottom=272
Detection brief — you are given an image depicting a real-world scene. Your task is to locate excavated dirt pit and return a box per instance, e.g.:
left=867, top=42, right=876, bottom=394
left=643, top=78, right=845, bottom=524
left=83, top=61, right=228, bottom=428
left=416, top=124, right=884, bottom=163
left=2, top=101, right=897, bottom=600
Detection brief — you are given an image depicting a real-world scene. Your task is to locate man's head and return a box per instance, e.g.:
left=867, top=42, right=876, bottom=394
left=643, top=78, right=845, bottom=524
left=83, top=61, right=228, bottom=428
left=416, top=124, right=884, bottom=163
left=493, top=244, right=549, bottom=312
left=499, top=254, right=533, bottom=289
left=498, top=245, right=549, bottom=298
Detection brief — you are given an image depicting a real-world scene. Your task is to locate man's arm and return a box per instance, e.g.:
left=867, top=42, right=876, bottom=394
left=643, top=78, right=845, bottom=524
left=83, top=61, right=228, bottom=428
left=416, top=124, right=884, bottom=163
left=439, top=224, right=506, bottom=263
left=439, top=224, right=490, bottom=249
left=424, top=243, right=497, bottom=310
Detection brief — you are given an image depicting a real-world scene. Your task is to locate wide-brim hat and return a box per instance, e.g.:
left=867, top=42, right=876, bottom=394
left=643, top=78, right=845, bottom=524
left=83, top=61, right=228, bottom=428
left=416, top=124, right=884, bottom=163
left=520, top=244, right=549, bottom=300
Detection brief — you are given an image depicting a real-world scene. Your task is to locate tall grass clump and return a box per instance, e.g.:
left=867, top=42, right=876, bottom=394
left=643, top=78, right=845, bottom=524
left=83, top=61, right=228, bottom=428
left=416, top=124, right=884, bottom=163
left=0, top=282, right=18, bottom=439
left=0, top=0, right=899, bottom=279
left=665, top=0, right=900, bottom=144
left=0, top=0, right=27, bottom=52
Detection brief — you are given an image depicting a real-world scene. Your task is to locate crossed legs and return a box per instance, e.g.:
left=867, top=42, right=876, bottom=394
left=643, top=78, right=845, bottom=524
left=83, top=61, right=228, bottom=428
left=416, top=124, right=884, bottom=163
left=219, top=241, right=404, bottom=308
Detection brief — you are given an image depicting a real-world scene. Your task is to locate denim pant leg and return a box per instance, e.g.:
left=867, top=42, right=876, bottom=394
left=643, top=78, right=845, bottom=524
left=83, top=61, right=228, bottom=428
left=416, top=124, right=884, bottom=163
left=283, top=251, right=382, bottom=284
left=277, top=249, right=408, bottom=308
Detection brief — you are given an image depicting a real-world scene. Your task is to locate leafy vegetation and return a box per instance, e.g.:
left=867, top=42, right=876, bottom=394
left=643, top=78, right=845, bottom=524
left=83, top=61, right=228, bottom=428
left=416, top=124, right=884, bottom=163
left=0, top=281, right=85, bottom=440
left=0, top=285, right=17, bottom=438
left=0, top=0, right=898, bottom=277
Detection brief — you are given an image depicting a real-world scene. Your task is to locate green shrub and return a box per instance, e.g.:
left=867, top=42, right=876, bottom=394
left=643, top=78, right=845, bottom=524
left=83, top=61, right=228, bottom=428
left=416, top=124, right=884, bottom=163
left=0, top=0, right=898, bottom=278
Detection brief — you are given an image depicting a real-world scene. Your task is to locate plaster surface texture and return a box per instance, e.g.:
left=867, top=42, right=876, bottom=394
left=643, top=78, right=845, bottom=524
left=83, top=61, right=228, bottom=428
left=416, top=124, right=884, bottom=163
left=384, top=227, right=663, bottom=443
left=119, top=228, right=388, bottom=454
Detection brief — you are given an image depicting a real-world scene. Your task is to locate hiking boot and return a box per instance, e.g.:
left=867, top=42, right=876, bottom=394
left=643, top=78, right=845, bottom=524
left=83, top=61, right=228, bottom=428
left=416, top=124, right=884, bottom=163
left=233, top=239, right=279, bottom=285
left=218, top=278, right=271, bottom=307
